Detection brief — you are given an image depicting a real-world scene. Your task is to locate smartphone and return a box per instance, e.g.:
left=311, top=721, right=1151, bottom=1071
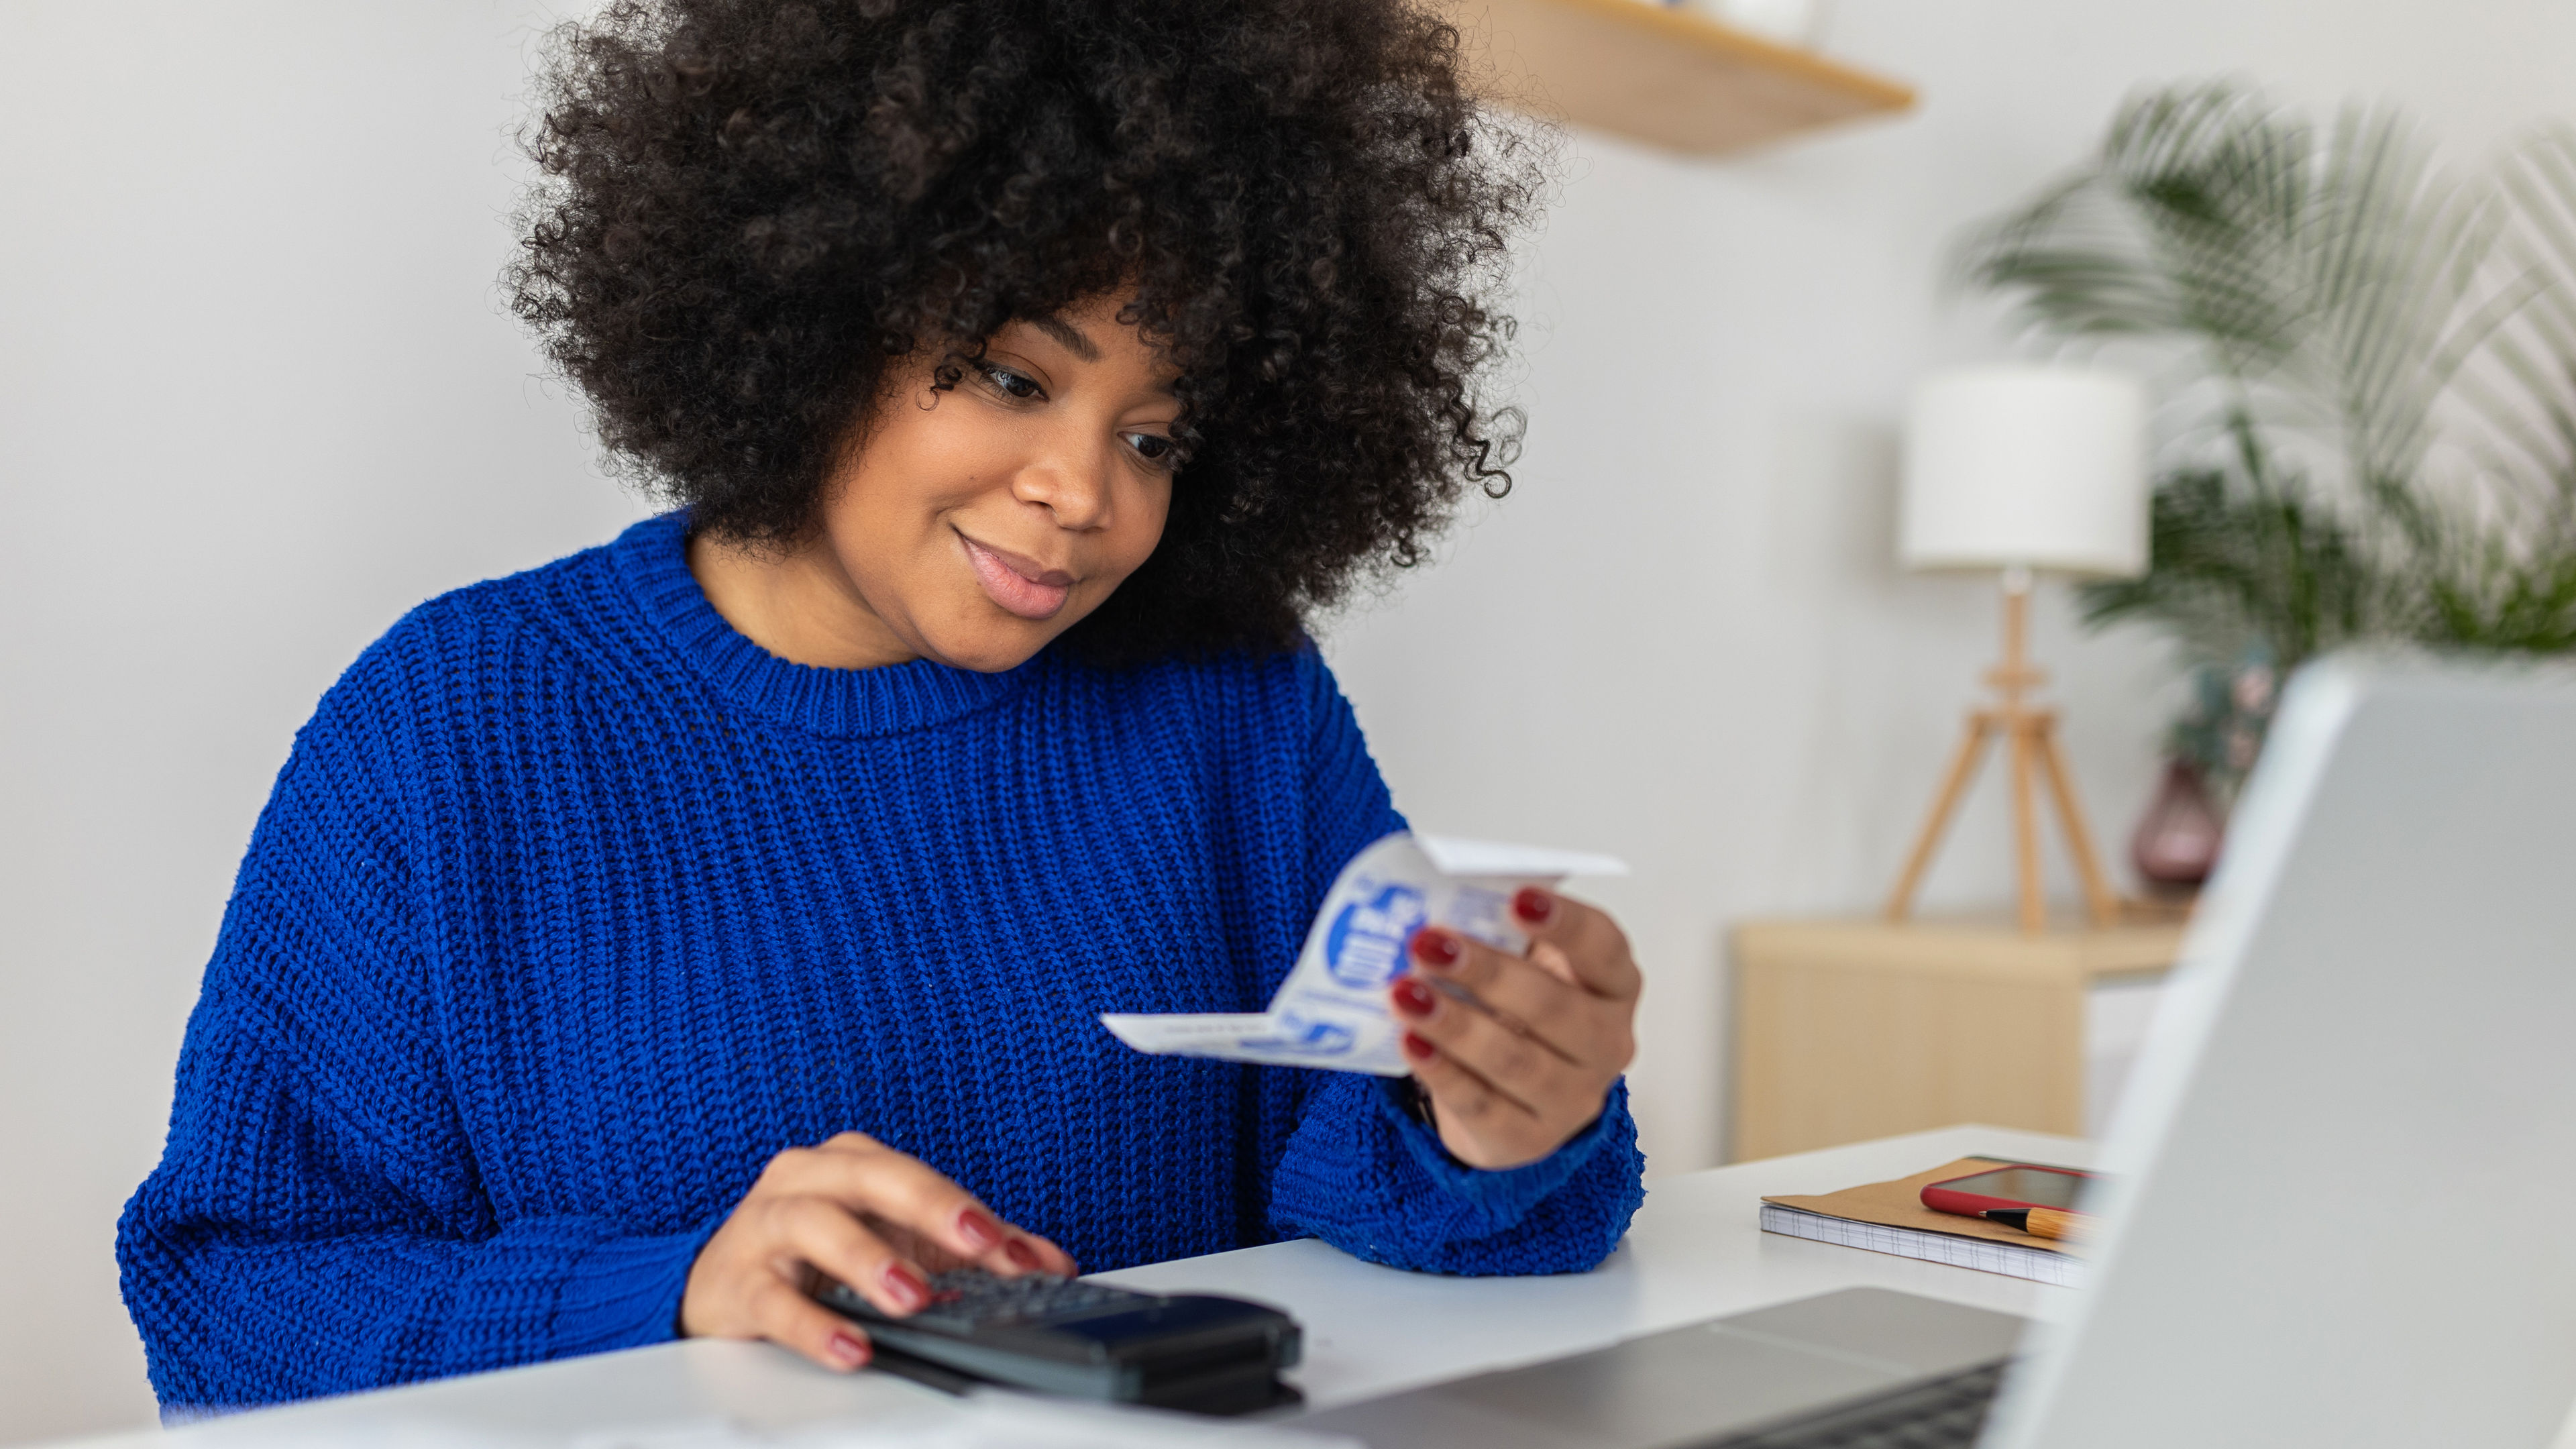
left=1920, top=1163, right=2094, bottom=1218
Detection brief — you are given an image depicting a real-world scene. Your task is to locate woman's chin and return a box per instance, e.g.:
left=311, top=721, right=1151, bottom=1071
left=918, top=619, right=1065, bottom=674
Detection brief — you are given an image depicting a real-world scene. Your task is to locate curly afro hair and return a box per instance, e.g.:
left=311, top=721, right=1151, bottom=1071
left=509, top=0, right=1541, bottom=663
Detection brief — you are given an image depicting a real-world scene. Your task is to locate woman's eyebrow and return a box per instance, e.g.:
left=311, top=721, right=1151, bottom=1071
left=1028, top=313, right=1100, bottom=362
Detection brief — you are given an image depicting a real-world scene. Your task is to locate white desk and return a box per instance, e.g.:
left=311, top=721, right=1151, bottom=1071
left=62, top=1126, right=2088, bottom=1448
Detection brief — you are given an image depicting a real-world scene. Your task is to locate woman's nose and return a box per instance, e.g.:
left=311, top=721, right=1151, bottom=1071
left=1011, top=447, right=1114, bottom=530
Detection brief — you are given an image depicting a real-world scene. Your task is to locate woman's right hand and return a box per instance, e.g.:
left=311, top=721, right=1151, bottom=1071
left=679, top=1131, right=1077, bottom=1371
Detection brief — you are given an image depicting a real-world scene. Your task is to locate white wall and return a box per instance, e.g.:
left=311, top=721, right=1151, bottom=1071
left=3, top=1, right=2571, bottom=1441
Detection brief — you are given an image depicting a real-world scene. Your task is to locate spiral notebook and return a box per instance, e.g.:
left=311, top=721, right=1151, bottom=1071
left=1758, top=1156, right=2090, bottom=1289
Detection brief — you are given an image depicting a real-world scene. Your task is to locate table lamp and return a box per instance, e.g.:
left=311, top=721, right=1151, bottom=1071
left=1884, top=365, right=2149, bottom=934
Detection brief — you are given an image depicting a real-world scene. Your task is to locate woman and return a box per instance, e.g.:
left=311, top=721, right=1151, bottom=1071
left=117, top=0, right=1646, bottom=1411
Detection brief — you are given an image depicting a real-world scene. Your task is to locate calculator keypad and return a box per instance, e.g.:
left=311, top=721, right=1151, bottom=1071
left=904, top=1271, right=1146, bottom=1334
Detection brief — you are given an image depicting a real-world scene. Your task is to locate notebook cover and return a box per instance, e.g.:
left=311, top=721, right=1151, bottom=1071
left=1761, top=1156, right=2089, bottom=1259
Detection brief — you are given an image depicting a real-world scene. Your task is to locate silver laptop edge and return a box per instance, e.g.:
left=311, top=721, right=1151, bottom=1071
left=1984, top=654, right=2576, bottom=1449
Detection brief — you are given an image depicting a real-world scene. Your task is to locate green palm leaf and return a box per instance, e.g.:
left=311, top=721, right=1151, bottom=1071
left=1957, top=79, right=2576, bottom=697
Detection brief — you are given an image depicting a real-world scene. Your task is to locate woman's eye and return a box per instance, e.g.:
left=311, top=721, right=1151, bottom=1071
left=979, top=363, right=1042, bottom=400
left=1124, top=432, right=1181, bottom=469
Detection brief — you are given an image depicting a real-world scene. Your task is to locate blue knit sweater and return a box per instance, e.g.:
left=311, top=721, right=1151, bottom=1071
left=117, top=513, right=1645, bottom=1411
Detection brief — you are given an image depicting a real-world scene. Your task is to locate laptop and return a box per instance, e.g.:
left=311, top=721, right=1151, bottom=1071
left=1299, top=656, right=2576, bottom=1448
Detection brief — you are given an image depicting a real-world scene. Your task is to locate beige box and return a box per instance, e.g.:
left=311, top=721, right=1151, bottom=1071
left=1729, top=916, right=2184, bottom=1162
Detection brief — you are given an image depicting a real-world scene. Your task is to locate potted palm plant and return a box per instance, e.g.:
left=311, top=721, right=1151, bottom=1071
left=1957, top=82, right=2576, bottom=884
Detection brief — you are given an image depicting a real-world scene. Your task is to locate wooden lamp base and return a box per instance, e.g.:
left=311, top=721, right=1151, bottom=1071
left=1884, top=571, right=2123, bottom=934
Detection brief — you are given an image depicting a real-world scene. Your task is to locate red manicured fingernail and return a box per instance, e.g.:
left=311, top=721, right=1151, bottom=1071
left=883, top=1263, right=929, bottom=1311
left=828, top=1330, right=871, bottom=1368
left=1513, top=887, right=1555, bottom=925
left=1401, top=1031, right=1436, bottom=1062
left=956, top=1209, right=1002, bottom=1252
left=1411, top=928, right=1462, bottom=967
left=1004, top=1240, right=1041, bottom=1271
left=1390, top=976, right=1437, bottom=1016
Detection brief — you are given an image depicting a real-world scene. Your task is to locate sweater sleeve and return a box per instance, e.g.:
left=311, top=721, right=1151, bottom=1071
left=1260, top=649, right=1647, bottom=1274
left=115, top=635, right=715, bottom=1413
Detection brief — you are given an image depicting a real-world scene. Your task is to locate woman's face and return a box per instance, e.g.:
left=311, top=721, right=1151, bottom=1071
left=800, top=294, right=1182, bottom=672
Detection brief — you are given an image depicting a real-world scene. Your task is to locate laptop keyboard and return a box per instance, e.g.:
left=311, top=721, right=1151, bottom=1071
left=1705, top=1360, right=2006, bottom=1448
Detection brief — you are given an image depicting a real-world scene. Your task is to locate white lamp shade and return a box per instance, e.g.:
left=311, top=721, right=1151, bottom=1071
left=1900, top=366, right=2149, bottom=578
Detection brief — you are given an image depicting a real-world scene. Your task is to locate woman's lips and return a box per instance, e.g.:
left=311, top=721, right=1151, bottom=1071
left=959, top=533, right=1075, bottom=620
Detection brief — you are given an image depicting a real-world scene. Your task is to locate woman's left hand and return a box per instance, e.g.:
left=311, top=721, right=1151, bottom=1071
left=1388, top=886, right=1641, bottom=1170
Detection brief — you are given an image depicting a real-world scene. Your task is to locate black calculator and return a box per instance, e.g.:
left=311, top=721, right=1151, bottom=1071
left=816, top=1269, right=1303, bottom=1415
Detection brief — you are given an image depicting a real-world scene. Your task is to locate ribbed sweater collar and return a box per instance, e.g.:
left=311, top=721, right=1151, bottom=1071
left=608, top=511, right=1037, bottom=739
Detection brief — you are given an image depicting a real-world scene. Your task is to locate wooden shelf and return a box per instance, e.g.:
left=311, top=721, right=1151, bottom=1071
left=1430, top=0, right=1915, bottom=157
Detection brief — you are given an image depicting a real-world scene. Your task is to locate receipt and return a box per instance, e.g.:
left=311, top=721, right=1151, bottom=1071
left=1099, top=831, right=1627, bottom=1076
